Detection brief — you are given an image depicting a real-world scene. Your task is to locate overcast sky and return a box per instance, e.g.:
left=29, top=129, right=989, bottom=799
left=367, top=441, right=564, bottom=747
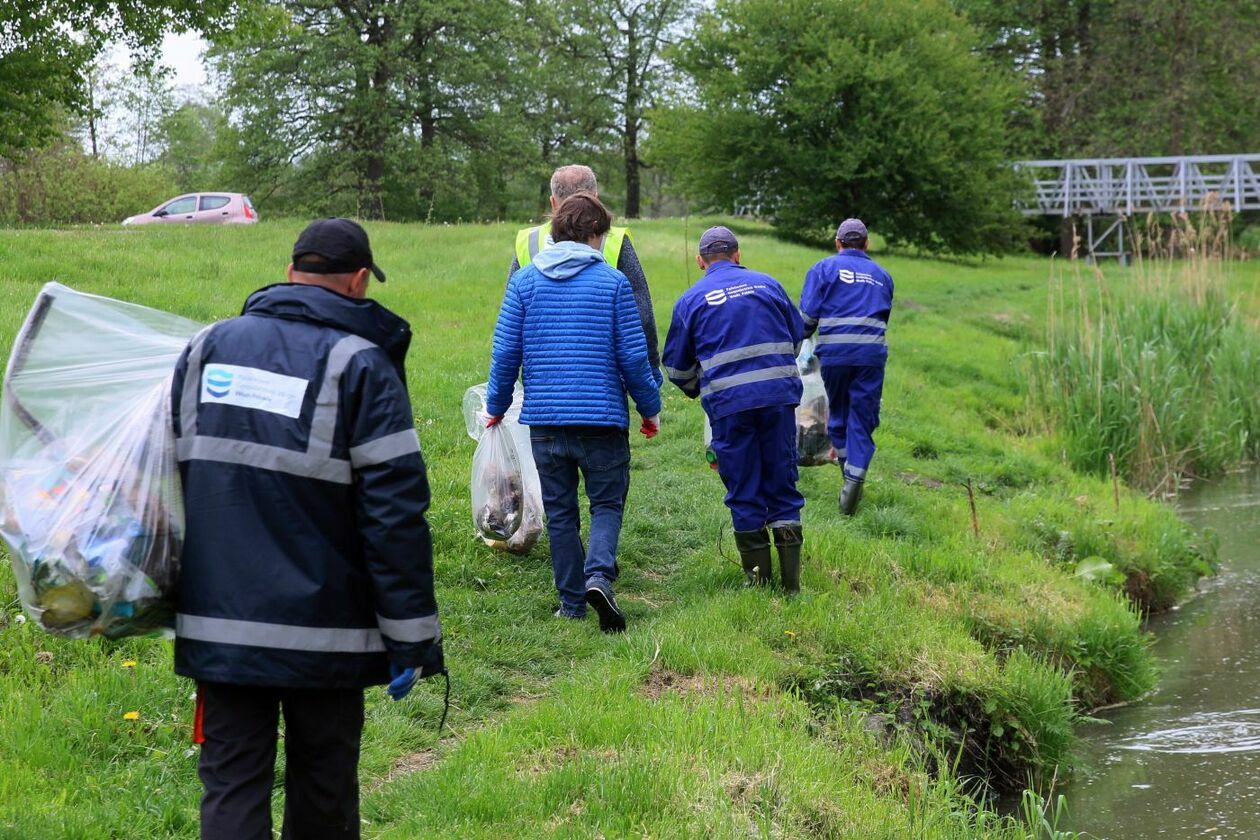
left=107, top=31, right=211, bottom=96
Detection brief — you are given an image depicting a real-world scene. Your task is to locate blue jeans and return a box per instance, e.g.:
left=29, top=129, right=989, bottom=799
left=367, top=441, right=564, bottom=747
left=529, top=426, right=631, bottom=616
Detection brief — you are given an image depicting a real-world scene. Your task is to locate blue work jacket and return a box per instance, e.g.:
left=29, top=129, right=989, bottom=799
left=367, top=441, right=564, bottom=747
left=170, top=283, right=442, bottom=689
left=800, top=249, right=894, bottom=366
left=662, top=261, right=804, bottom=420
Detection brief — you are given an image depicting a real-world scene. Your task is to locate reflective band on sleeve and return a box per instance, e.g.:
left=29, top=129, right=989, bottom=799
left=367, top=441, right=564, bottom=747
left=528, top=226, right=542, bottom=259
left=663, top=364, right=700, bottom=381
left=180, top=326, right=215, bottom=437
left=819, top=316, right=887, bottom=329
left=700, top=365, right=800, bottom=397
left=814, top=334, right=887, bottom=346
left=177, top=614, right=386, bottom=653
left=350, top=428, right=421, bottom=468
left=177, top=436, right=352, bottom=484
left=377, top=613, right=442, bottom=644
left=307, top=335, right=377, bottom=460
left=699, top=341, right=796, bottom=371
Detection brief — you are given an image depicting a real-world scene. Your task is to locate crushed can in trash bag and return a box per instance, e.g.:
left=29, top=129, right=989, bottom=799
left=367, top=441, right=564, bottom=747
left=0, top=283, right=199, bottom=639
left=471, top=423, right=525, bottom=542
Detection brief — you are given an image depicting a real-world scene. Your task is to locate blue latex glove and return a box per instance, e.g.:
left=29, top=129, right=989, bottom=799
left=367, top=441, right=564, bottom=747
left=388, top=664, right=418, bottom=701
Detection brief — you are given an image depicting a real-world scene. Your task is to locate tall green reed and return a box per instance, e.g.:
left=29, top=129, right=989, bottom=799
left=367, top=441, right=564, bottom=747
left=1026, top=201, right=1260, bottom=495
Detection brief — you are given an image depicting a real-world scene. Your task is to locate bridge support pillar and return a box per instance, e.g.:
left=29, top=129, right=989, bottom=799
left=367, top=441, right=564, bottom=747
left=1082, top=214, right=1128, bottom=265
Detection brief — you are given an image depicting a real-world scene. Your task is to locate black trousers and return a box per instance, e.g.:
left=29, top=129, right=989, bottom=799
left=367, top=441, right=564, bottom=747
left=197, top=682, right=365, bottom=840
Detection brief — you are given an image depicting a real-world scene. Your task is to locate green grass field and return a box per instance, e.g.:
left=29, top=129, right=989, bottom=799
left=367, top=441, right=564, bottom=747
left=0, top=219, right=1237, bottom=838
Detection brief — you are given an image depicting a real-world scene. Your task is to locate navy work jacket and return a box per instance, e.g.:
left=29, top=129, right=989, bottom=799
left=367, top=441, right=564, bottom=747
left=800, top=249, right=894, bottom=367
left=662, top=261, right=804, bottom=420
left=170, top=283, right=442, bottom=689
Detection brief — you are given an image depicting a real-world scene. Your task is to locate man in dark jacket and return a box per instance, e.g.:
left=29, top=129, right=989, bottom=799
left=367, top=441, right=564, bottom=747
left=662, top=226, right=807, bottom=592
left=171, top=218, right=444, bottom=840
left=800, top=218, right=894, bottom=516
left=508, top=164, right=662, bottom=383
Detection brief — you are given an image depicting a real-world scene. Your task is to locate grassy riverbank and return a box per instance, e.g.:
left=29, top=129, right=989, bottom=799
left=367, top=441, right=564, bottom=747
left=0, top=219, right=1235, bottom=838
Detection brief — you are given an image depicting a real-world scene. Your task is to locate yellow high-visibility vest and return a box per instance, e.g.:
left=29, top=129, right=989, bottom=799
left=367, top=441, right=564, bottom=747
left=515, top=224, right=629, bottom=269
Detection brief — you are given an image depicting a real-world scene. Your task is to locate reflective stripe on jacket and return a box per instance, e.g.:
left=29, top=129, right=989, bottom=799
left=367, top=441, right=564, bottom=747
left=170, top=283, right=442, bottom=689
left=799, top=249, right=894, bottom=367
left=662, top=261, right=804, bottom=420
left=515, top=224, right=628, bottom=268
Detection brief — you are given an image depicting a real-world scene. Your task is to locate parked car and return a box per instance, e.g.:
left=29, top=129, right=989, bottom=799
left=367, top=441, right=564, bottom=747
left=122, top=193, right=258, bottom=226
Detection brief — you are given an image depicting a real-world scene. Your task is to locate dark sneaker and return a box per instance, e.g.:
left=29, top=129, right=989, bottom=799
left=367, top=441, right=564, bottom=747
left=585, top=580, right=626, bottom=634
left=554, top=607, right=585, bottom=621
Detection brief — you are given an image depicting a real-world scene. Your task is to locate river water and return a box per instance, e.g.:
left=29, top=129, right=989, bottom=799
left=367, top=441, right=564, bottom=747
left=1063, top=469, right=1260, bottom=839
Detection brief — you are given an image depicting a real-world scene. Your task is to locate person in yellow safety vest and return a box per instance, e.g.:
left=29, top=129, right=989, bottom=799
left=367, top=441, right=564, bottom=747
left=508, top=164, right=662, bottom=383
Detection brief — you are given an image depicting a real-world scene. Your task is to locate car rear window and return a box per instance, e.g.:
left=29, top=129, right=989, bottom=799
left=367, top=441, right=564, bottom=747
left=199, top=195, right=231, bottom=211
left=164, top=197, right=197, bottom=215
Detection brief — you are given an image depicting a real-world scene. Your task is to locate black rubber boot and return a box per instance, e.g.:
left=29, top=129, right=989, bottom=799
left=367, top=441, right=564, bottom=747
left=772, top=525, right=803, bottom=594
left=733, top=529, right=773, bottom=586
left=839, top=478, right=864, bottom=516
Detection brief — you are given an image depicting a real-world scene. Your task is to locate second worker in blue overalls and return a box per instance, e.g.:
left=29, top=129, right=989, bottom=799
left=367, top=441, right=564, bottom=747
left=800, top=218, right=895, bottom=516
left=663, top=227, right=806, bottom=592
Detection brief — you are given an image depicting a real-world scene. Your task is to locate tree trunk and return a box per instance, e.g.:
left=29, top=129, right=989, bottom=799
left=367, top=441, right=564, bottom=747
left=623, top=13, right=641, bottom=218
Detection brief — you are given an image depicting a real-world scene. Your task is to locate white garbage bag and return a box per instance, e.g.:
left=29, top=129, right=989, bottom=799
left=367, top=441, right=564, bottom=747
left=463, top=383, right=545, bottom=554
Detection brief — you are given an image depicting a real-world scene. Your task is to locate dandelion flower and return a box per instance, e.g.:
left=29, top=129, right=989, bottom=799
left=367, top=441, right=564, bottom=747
left=123, top=711, right=140, bottom=721
left=122, top=660, right=137, bottom=668
left=784, top=630, right=797, bottom=638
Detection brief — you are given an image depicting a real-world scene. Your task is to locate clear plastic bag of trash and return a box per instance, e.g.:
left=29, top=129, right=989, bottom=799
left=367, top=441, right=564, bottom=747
left=0, top=283, right=200, bottom=639
left=795, top=339, right=834, bottom=466
left=703, top=340, right=834, bottom=468
left=471, top=423, right=524, bottom=542
left=463, top=383, right=544, bottom=554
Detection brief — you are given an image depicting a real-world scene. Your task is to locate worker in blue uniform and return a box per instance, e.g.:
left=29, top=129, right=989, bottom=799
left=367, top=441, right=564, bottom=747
left=800, top=218, right=894, bottom=515
left=663, top=226, right=807, bottom=592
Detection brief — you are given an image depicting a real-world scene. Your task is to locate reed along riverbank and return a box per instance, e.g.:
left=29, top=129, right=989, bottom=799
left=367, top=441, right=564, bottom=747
left=2, top=219, right=1249, bottom=837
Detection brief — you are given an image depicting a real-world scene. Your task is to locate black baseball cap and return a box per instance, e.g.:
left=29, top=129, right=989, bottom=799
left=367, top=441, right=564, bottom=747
left=292, top=218, right=386, bottom=282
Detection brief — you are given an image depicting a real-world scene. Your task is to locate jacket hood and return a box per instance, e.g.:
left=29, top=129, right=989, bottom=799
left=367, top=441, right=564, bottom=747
left=532, top=240, right=604, bottom=280
left=242, top=283, right=412, bottom=367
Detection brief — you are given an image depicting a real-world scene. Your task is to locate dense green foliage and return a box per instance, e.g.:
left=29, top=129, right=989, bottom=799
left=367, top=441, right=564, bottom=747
left=0, top=0, right=240, bottom=156
left=653, top=0, right=1028, bottom=253
left=0, top=220, right=1223, bottom=836
left=955, top=0, right=1260, bottom=158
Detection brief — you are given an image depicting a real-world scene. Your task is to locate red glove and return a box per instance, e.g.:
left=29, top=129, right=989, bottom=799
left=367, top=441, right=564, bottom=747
left=485, top=414, right=504, bottom=428
left=640, top=415, right=660, bottom=439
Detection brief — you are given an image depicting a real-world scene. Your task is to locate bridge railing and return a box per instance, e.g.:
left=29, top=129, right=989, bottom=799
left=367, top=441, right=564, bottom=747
left=1016, top=154, right=1260, bottom=217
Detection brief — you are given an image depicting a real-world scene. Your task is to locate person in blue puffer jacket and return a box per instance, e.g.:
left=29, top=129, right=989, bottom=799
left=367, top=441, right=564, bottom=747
left=485, top=192, right=661, bottom=633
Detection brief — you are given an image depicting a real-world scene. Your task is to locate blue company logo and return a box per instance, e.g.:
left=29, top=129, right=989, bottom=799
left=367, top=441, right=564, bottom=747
left=205, top=368, right=234, bottom=399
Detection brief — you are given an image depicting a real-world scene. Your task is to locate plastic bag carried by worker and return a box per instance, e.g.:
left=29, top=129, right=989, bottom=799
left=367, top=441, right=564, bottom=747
left=0, top=283, right=201, bottom=639
left=795, top=339, right=834, bottom=466
left=463, top=383, right=544, bottom=553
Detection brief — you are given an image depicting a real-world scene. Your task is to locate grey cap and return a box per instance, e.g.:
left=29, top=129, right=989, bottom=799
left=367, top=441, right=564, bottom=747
left=836, top=218, right=868, bottom=244
left=698, top=225, right=739, bottom=256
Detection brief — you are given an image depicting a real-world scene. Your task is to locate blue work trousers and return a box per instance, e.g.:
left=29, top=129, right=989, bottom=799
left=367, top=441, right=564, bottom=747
left=709, top=405, right=805, bottom=533
left=530, top=426, right=630, bottom=616
left=821, top=364, right=885, bottom=482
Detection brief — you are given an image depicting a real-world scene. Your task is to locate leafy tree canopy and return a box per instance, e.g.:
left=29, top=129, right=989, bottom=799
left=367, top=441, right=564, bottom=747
left=654, top=0, right=1028, bottom=254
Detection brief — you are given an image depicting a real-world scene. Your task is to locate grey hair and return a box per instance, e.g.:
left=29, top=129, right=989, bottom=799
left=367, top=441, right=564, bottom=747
left=550, top=164, right=598, bottom=199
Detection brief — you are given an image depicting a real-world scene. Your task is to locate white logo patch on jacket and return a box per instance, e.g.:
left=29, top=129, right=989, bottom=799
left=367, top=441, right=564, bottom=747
left=201, top=364, right=309, bottom=418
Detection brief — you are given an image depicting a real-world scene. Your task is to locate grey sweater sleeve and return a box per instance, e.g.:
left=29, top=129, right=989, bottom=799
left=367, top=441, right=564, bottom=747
left=617, top=237, right=660, bottom=372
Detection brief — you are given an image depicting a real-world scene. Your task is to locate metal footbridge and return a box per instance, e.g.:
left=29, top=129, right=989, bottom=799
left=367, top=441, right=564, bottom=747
left=1015, top=153, right=1260, bottom=261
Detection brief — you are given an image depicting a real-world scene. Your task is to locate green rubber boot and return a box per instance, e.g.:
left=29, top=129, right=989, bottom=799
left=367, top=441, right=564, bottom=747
left=840, top=478, right=864, bottom=516
left=733, top=529, right=773, bottom=586
left=772, top=525, right=803, bottom=594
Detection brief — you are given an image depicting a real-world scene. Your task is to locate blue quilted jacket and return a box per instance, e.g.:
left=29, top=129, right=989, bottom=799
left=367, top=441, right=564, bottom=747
left=486, top=241, right=661, bottom=427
